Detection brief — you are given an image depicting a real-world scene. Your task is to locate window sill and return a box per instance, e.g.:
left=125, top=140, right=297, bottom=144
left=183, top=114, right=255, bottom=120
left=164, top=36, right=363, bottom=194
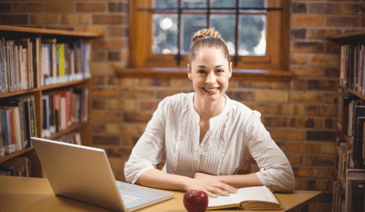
left=116, top=68, right=293, bottom=81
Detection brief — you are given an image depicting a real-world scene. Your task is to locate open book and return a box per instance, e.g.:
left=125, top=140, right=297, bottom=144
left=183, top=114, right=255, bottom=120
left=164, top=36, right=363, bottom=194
left=207, top=186, right=282, bottom=210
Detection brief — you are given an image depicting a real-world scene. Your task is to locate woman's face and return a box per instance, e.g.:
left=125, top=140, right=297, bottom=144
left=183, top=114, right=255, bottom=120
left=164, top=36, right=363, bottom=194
left=188, top=47, right=232, bottom=103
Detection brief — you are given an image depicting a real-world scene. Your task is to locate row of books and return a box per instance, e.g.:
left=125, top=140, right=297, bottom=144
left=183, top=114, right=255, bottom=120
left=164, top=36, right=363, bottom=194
left=336, top=142, right=353, bottom=189
left=0, top=95, right=37, bottom=157
left=332, top=180, right=345, bottom=212
left=0, top=37, right=91, bottom=94
left=339, top=43, right=365, bottom=93
left=0, top=37, right=39, bottom=93
left=54, top=131, right=82, bottom=145
left=41, top=39, right=91, bottom=86
left=338, top=91, right=365, bottom=167
left=0, top=157, right=31, bottom=177
left=41, top=88, right=89, bottom=138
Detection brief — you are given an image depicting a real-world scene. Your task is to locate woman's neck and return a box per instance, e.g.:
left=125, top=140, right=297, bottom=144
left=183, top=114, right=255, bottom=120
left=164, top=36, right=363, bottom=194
left=193, top=94, right=226, bottom=119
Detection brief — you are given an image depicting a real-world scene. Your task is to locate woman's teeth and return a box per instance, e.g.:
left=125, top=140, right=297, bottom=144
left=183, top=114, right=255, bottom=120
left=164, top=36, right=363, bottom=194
left=203, top=88, right=218, bottom=92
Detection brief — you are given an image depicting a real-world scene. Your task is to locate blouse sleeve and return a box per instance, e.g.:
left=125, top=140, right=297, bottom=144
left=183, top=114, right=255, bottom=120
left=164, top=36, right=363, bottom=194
left=124, top=97, right=169, bottom=184
left=245, top=111, right=295, bottom=192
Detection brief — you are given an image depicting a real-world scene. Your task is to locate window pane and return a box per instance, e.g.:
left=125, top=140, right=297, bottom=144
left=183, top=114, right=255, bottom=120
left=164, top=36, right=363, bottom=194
left=210, top=15, right=236, bottom=55
left=181, top=15, right=207, bottom=54
left=182, top=0, right=207, bottom=8
left=153, top=14, right=179, bottom=55
left=154, top=0, right=178, bottom=9
left=211, top=0, right=235, bottom=13
left=238, top=15, right=266, bottom=56
left=240, top=0, right=266, bottom=13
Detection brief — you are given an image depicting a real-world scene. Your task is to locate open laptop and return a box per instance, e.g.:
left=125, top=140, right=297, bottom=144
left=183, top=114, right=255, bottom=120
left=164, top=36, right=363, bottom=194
left=31, top=137, right=174, bottom=212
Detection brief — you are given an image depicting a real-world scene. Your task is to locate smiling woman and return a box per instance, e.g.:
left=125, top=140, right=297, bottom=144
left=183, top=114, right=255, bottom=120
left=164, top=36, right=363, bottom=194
left=124, top=28, right=295, bottom=198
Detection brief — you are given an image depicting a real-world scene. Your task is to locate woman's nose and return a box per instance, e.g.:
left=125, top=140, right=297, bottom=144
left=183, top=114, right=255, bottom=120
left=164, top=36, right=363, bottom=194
left=206, top=72, right=217, bottom=84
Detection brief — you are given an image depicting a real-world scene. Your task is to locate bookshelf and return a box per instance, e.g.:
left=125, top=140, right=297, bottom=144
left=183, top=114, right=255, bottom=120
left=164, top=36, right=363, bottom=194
left=327, top=31, right=365, bottom=212
left=0, top=25, right=103, bottom=178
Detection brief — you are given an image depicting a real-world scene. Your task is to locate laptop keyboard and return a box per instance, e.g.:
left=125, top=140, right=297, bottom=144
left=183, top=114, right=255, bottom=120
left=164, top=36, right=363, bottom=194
left=121, top=194, right=141, bottom=204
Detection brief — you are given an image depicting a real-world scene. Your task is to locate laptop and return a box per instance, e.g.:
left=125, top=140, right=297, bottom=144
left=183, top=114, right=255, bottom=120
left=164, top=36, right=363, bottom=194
left=31, top=137, right=174, bottom=212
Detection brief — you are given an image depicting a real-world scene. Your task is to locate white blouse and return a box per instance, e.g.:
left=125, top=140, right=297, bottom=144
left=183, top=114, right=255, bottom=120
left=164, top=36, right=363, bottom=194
left=124, top=93, right=295, bottom=192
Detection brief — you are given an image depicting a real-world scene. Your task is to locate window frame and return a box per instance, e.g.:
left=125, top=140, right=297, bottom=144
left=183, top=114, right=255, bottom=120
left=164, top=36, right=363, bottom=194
left=129, top=0, right=290, bottom=72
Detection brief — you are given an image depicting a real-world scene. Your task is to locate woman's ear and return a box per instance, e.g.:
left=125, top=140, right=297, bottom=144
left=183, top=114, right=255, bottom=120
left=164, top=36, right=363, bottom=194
left=187, top=63, right=192, bottom=80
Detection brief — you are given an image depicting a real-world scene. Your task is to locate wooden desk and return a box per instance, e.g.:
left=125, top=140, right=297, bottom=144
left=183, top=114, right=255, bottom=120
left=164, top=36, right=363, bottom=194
left=0, top=176, right=322, bottom=212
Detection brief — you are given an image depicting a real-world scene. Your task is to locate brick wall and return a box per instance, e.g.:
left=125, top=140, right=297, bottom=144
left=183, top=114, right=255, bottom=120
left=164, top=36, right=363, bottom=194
left=2, top=0, right=365, bottom=211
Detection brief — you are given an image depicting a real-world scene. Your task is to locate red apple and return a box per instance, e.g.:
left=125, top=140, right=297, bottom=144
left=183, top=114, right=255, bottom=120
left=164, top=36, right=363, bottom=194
left=183, top=190, right=208, bottom=212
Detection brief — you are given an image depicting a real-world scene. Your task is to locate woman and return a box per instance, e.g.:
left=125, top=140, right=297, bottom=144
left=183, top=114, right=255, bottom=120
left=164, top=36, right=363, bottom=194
left=124, top=29, right=295, bottom=198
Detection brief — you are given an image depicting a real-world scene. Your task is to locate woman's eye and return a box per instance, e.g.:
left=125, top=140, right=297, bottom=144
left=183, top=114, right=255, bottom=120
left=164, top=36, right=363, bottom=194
left=216, top=69, right=224, bottom=73
left=197, top=70, right=206, bottom=74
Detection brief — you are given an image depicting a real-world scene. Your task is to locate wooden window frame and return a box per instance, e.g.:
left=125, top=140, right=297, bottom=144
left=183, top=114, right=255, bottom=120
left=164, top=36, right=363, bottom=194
left=128, top=0, right=290, bottom=79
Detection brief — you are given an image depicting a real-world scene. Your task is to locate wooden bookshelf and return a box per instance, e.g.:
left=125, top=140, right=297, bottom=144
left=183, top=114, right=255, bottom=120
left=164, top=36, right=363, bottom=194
left=329, top=31, right=365, bottom=212
left=0, top=25, right=103, bottom=177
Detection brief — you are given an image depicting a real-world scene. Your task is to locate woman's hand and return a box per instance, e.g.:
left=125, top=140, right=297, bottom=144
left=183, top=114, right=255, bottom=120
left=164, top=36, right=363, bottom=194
left=184, top=172, right=238, bottom=198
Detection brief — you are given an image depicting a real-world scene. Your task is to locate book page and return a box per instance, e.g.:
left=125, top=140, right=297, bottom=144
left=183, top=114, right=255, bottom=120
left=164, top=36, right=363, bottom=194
left=234, top=186, right=278, bottom=204
left=208, top=194, right=236, bottom=208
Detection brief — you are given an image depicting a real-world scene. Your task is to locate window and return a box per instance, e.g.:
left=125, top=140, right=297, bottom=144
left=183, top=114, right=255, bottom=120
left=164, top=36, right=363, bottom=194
left=130, top=0, right=289, bottom=71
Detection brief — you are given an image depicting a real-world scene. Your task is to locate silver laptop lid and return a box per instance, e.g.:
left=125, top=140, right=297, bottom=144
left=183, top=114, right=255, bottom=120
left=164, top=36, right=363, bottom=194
left=31, top=137, right=126, bottom=211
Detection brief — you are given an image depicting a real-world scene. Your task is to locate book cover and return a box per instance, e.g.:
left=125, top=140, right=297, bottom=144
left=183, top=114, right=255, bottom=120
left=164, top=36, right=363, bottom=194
left=56, top=43, right=65, bottom=77
left=207, top=186, right=281, bottom=211
left=352, top=106, right=365, bottom=166
left=41, top=95, right=49, bottom=138
left=0, top=112, right=5, bottom=157
left=30, top=37, right=40, bottom=88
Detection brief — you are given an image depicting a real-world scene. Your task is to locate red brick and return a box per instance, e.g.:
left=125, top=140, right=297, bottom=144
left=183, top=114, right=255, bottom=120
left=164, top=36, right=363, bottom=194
left=287, top=142, right=321, bottom=153
left=92, top=76, right=106, bottom=86
left=13, top=3, right=42, bottom=13
left=307, top=80, right=338, bottom=91
left=255, top=91, right=288, bottom=102
left=362, top=17, right=365, bottom=27
left=106, top=148, right=132, bottom=159
left=272, top=104, right=305, bottom=115
left=124, top=112, right=153, bottom=123
left=287, top=154, right=302, bottom=165
left=262, top=117, right=287, bottom=127
left=293, top=167, right=319, bottom=178
left=326, top=42, right=341, bottom=54
left=44, top=3, right=74, bottom=13
left=325, top=68, right=339, bottom=78
left=290, top=80, right=306, bottom=90
left=76, top=3, right=106, bottom=12
left=307, top=106, right=337, bottom=116
left=321, top=142, right=336, bottom=154
left=290, top=67, right=324, bottom=77
left=0, top=3, right=11, bottom=13
left=226, top=91, right=254, bottom=101
left=31, top=14, right=59, bottom=25
left=308, top=3, right=342, bottom=15
left=92, top=110, right=123, bottom=121
left=92, top=39, right=124, bottom=49
left=122, top=88, right=154, bottom=98
left=108, top=52, right=121, bottom=61
left=61, top=14, right=90, bottom=25
left=290, top=41, right=325, bottom=53
left=270, top=129, right=304, bottom=140
left=93, top=15, right=123, bottom=24
left=291, top=15, right=325, bottom=27
left=295, top=179, right=302, bottom=190
left=140, top=101, right=159, bottom=111
left=92, top=51, right=106, bottom=62
left=327, top=17, right=360, bottom=27
left=290, top=54, right=306, bottom=65
left=291, top=29, right=306, bottom=39
left=343, top=3, right=365, bottom=15
left=139, top=79, right=170, bottom=86
left=0, top=15, right=28, bottom=25
left=244, top=103, right=271, bottom=114
left=93, top=88, right=121, bottom=97
left=324, top=119, right=336, bottom=130
left=303, top=180, right=332, bottom=191
left=123, top=136, right=139, bottom=147
left=290, top=92, right=322, bottom=103
left=109, top=2, right=129, bottom=12
left=307, top=54, right=340, bottom=66
left=292, top=3, right=306, bottom=13
left=308, top=29, right=342, bottom=39
left=289, top=117, right=322, bottom=129
left=304, top=155, right=335, bottom=166
left=319, top=167, right=335, bottom=178
left=108, top=77, right=139, bottom=86
left=93, top=135, right=121, bottom=145
left=323, top=93, right=337, bottom=104
left=306, top=131, right=336, bottom=141
left=156, top=90, right=185, bottom=99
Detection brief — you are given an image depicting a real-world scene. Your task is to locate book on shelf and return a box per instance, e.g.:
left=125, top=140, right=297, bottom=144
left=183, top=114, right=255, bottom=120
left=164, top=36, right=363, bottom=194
left=0, top=156, right=30, bottom=177
left=0, top=95, right=37, bottom=155
left=207, top=186, right=281, bottom=211
left=42, top=89, right=89, bottom=138
left=340, top=43, right=365, bottom=93
left=345, top=169, right=365, bottom=212
left=55, top=131, right=82, bottom=145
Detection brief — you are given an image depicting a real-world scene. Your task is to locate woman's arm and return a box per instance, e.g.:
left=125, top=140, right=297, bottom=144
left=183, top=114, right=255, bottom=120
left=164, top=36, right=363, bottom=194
left=136, top=169, right=238, bottom=198
left=194, top=172, right=263, bottom=188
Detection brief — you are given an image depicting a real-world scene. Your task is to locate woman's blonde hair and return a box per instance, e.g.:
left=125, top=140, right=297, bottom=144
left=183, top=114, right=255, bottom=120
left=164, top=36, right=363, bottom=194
left=188, top=28, right=230, bottom=70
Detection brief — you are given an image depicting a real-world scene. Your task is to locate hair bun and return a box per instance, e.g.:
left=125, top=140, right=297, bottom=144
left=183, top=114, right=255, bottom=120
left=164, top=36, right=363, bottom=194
left=192, top=28, right=221, bottom=42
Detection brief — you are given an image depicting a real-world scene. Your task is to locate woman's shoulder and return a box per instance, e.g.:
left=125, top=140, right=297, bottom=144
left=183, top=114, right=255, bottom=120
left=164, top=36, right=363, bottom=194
left=227, top=97, right=261, bottom=120
left=159, top=92, right=192, bottom=110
